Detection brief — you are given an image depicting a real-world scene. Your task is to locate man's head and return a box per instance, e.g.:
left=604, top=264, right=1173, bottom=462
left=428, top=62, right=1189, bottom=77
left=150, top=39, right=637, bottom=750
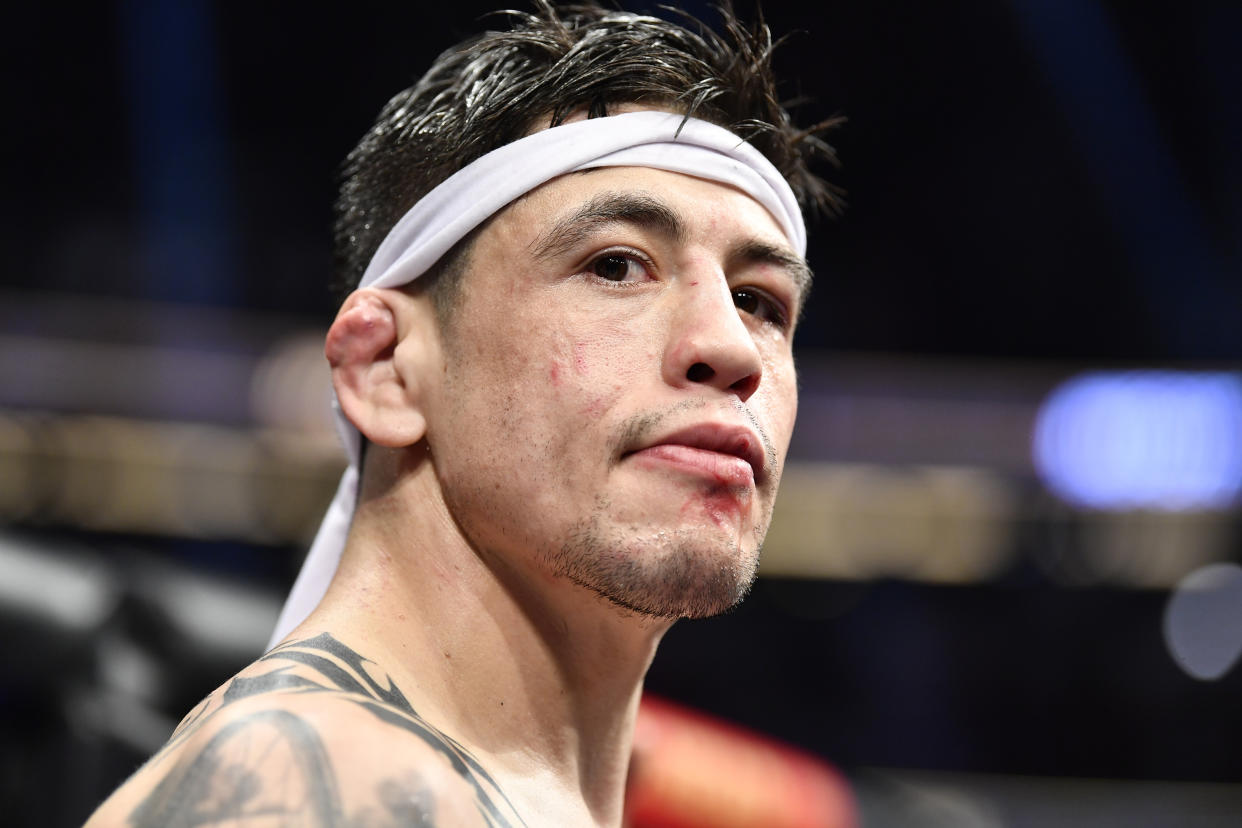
left=271, top=2, right=837, bottom=644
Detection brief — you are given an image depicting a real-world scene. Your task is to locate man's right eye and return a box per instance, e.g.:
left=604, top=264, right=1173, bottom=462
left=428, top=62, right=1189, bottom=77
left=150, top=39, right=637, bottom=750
left=588, top=253, right=646, bottom=282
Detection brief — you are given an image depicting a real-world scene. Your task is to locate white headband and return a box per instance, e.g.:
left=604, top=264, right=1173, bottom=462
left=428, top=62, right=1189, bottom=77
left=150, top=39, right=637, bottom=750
left=268, top=110, right=806, bottom=648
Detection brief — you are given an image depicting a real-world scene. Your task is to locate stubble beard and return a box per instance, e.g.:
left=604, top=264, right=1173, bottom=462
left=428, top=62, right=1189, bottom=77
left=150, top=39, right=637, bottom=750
left=545, top=401, right=780, bottom=620
left=546, top=503, right=766, bottom=620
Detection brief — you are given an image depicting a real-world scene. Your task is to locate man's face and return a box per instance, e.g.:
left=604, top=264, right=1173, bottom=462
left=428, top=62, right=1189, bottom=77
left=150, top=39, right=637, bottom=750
left=419, top=165, right=805, bottom=619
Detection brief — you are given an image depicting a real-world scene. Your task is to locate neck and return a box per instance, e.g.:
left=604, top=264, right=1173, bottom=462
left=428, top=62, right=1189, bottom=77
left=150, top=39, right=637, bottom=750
left=307, top=447, right=672, bottom=826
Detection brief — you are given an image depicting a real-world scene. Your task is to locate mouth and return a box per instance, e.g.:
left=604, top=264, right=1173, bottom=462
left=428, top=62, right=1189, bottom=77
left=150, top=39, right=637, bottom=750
left=623, top=423, right=767, bottom=488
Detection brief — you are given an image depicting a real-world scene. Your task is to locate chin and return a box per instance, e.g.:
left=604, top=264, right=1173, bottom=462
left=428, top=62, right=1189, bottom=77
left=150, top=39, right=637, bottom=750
left=548, top=518, right=762, bottom=620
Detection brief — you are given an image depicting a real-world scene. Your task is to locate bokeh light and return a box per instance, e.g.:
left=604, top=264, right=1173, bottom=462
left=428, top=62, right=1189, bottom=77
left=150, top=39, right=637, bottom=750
left=1033, top=371, right=1242, bottom=510
left=1164, top=563, right=1242, bottom=681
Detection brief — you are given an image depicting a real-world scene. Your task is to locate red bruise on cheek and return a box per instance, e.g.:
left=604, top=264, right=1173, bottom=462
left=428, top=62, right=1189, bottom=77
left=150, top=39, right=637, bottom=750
left=549, top=362, right=561, bottom=387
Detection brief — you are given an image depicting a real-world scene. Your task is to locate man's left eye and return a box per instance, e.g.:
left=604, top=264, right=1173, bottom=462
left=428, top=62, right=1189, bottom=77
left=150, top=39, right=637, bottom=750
left=733, top=288, right=789, bottom=330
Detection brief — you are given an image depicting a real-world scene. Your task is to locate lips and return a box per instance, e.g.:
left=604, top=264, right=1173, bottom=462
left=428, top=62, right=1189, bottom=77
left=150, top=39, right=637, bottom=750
left=624, top=423, right=766, bottom=487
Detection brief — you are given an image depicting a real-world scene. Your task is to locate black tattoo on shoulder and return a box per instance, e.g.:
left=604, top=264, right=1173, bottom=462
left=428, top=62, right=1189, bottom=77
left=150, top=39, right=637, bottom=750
left=132, top=709, right=344, bottom=827
left=131, top=633, right=524, bottom=827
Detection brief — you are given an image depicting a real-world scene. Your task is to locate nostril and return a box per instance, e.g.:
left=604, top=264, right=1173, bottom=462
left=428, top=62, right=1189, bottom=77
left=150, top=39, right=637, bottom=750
left=731, top=373, right=760, bottom=398
left=686, top=362, right=715, bottom=383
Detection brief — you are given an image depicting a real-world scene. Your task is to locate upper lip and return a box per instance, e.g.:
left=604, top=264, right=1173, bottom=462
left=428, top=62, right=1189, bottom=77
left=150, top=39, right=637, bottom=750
left=626, top=422, right=767, bottom=484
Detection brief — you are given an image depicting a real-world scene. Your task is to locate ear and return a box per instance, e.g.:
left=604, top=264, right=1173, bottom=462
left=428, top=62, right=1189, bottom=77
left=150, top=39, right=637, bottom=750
left=325, top=288, right=432, bottom=448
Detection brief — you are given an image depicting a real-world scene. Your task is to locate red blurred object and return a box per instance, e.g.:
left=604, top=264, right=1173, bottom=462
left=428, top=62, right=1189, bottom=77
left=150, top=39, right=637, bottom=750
left=625, top=695, right=857, bottom=828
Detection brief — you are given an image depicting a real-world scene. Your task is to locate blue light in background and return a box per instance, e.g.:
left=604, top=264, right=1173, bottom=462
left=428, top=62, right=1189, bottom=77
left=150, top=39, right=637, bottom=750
left=1033, top=371, right=1242, bottom=510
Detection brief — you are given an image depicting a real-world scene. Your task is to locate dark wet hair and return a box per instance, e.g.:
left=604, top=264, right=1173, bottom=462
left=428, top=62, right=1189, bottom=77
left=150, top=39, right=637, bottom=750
left=332, top=1, right=840, bottom=303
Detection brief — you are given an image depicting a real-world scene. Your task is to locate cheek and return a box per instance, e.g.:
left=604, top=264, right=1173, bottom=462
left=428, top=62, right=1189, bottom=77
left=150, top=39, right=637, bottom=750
left=573, top=341, right=590, bottom=375
left=454, top=298, right=659, bottom=444
left=545, top=336, right=603, bottom=389
left=554, top=322, right=652, bottom=414
left=544, top=333, right=586, bottom=391
left=759, top=361, right=800, bottom=447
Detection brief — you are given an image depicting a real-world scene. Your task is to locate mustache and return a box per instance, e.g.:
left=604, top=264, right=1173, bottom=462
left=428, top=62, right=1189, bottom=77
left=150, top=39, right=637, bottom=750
left=610, top=398, right=778, bottom=474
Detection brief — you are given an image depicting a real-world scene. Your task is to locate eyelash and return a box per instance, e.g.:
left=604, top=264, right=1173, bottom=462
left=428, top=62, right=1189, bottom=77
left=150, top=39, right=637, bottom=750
left=581, top=249, right=793, bottom=332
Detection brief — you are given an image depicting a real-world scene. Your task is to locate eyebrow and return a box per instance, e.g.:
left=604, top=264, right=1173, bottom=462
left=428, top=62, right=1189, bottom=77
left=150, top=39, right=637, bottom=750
left=530, top=191, right=686, bottom=261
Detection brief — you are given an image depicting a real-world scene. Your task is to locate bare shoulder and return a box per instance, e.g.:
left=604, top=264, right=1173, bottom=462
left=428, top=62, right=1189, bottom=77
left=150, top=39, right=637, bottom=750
left=84, top=632, right=524, bottom=828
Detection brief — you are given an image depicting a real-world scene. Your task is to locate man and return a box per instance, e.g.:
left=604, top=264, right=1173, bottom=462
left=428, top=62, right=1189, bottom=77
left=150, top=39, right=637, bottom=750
left=86, top=3, right=836, bottom=825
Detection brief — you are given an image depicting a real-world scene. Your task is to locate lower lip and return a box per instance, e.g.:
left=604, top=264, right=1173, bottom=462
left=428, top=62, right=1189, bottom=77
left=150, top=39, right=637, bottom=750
left=628, top=444, right=756, bottom=488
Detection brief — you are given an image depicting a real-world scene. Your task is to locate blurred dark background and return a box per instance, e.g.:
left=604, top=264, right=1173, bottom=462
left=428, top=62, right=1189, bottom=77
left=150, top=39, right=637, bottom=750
left=3, top=1, right=1241, bottom=825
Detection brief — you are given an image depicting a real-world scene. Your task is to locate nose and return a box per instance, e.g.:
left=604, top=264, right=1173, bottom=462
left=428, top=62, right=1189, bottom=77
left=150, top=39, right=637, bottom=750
left=663, top=274, right=764, bottom=402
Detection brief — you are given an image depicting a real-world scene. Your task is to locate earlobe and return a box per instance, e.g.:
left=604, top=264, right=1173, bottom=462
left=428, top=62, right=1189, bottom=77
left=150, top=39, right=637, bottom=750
left=326, top=289, right=429, bottom=448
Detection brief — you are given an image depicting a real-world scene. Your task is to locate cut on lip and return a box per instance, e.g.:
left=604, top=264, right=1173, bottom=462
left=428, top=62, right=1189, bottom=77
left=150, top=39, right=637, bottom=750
left=627, top=423, right=766, bottom=484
